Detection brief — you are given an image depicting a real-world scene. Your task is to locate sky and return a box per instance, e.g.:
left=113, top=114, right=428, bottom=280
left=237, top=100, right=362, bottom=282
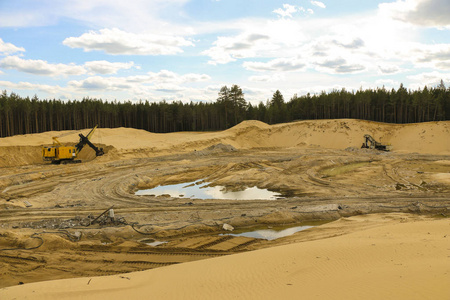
left=0, top=0, right=449, bottom=104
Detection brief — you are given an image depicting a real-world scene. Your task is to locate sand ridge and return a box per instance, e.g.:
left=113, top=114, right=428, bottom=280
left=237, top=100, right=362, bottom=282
left=1, top=119, right=449, bottom=168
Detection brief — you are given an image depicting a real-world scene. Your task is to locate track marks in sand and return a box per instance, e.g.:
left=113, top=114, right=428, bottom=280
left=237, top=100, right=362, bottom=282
left=0, top=233, right=260, bottom=288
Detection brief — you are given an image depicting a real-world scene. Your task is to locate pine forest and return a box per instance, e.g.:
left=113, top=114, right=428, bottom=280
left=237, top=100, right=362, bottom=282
left=0, top=82, right=449, bottom=138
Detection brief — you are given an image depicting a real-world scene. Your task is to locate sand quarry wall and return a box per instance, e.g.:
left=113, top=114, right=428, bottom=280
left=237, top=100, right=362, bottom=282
left=0, top=119, right=449, bottom=167
left=225, top=119, right=450, bottom=153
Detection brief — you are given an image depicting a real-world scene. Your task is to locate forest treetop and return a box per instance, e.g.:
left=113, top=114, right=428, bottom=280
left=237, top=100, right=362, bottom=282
left=0, top=81, right=449, bottom=138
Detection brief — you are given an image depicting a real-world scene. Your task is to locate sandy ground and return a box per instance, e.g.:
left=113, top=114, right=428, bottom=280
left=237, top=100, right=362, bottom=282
left=0, top=119, right=449, bottom=299
left=1, top=213, right=448, bottom=300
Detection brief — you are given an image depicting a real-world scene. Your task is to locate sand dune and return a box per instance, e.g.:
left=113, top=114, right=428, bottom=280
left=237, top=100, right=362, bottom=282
left=0, top=119, right=449, bottom=167
left=1, top=213, right=448, bottom=300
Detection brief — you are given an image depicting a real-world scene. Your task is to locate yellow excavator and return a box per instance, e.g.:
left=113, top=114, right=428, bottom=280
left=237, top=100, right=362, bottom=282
left=42, top=125, right=104, bottom=164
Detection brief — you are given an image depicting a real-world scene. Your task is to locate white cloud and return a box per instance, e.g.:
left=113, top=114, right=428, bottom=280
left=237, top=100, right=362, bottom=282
left=375, top=79, right=400, bottom=88
left=202, top=32, right=274, bottom=65
left=407, top=71, right=450, bottom=87
left=249, top=73, right=286, bottom=82
left=248, top=75, right=271, bottom=82
left=310, top=1, right=326, bottom=9
left=153, top=83, right=186, bottom=93
left=202, top=19, right=306, bottom=65
left=332, top=37, right=365, bottom=49
left=182, top=73, right=211, bottom=82
left=147, top=70, right=211, bottom=84
left=202, top=47, right=235, bottom=65
left=211, top=5, right=450, bottom=78
left=379, top=0, right=450, bottom=28
left=408, top=44, right=450, bottom=70
left=378, top=64, right=401, bottom=74
left=63, top=28, right=194, bottom=55
left=273, top=4, right=314, bottom=18
left=209, top=14, right=400, bottom=74
left=315, top=57, right=366, bottom=74
left=0, top=38, right=25, bottom=55
left=69, top=76, right=113, bottom=90
left=273, top=4, right=298, bottom=18
left=0, top=80, right=65, bottom=95
left=0, top=56, right=86, bottom=76
left=147, top=70, right=179, bottom=83
left=68, top=70, right=211, bottom=91
left=84, top=60, right=135, bottom=74
left=0, top=56, right=139, bottom=76
left=202, top=12, right=406, bottom=69
left=243, top=57, right=307, bottom=72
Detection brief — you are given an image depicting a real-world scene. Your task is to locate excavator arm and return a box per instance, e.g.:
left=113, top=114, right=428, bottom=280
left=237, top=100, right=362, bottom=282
left=75, top=133, right=104, bottom=156
left=362, top=134, right=377, bottom=148
left=74, top=125, right=104, bottom=156
left=361, top=134, right=392, bottom=151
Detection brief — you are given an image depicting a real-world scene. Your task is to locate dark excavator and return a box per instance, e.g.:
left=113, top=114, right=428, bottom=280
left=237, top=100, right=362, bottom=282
left=361, top=134, right=392, bottom=151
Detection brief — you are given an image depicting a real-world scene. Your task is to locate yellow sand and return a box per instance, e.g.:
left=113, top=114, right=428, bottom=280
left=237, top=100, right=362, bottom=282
left=1, top=214, right=449, bottom=300
left=1, top=119, right=450, bottom=154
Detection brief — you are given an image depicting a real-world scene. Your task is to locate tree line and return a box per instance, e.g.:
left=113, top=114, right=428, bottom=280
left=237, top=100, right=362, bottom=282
left=0, top=81, right=449, bottom=138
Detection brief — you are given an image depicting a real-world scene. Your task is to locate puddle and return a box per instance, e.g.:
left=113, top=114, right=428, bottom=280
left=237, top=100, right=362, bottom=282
left=140, top=238, right=168, bottom=247
left=136, top=180, right=283, bottom=200
left=146, top=241, right=167, bottom=247
left=224, top=225, right=314, bottom=240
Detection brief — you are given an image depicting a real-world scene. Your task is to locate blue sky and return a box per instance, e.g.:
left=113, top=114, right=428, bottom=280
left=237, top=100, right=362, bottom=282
left=0, top=0, right=449, bottom=104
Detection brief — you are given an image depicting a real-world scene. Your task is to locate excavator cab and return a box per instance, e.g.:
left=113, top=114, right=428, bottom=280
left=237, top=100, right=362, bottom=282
left=43, top=147, right=57, bottom=160
left=43, top=146, right=77, bottom=161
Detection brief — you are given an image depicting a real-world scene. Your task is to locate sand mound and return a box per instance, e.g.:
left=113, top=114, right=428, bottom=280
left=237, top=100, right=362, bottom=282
left=195, top=143, right=237, bottom=156
left=0, top=146, right=42, bottom=167
left=0, top=231, right=75, bottom=251
left=227, top=120, right=271, bottom=131
left=223, top=119, right=450, bottom=153
left=1, top=119, right=449, bottom=167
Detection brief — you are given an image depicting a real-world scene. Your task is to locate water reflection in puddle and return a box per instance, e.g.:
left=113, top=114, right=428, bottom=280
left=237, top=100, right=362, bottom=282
left=225, top=225, right=314, bottom=240
left=135, top=180, right=282, bottom=200
left=140, top=238, right=168, bottom=247
left=146, top=241, right=167, bottom=247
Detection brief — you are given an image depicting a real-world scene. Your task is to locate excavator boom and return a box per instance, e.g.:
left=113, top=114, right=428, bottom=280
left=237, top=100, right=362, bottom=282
left=85, top=125, right=98, bottom=141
